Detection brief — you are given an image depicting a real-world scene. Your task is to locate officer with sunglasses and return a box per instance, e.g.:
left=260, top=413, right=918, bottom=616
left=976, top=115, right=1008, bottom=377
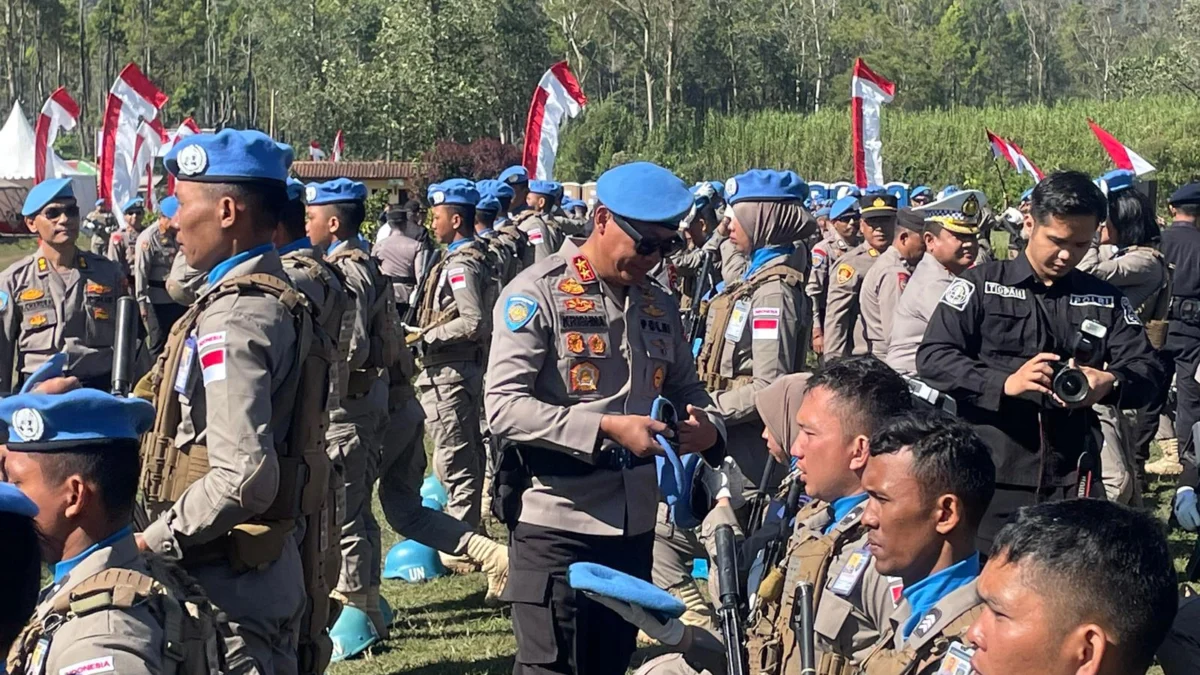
left=485, top=161, right=726, bottom=675
left=822, top=193, right=899, bottom=359
left=0, top=178, right=128, bottom=391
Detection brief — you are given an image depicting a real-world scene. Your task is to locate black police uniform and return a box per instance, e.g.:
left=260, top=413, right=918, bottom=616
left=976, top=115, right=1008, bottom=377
left=1162, top=210, right=1200, bottom=482
left=917, top=253, right=1163, bottom=548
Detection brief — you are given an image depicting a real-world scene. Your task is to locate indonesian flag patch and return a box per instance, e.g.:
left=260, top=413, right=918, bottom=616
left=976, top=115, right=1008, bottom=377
left=198, top=331, right=227, bottom=386
left=751, top=307, right=780, bottom=339
left=528, top=228, right=545, bottom=245
left=448, top=267, right=467, bottom=290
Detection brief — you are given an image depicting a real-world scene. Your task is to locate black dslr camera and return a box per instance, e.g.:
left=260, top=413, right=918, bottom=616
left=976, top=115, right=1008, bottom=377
left=1048, top=319, right=1108, bottom=405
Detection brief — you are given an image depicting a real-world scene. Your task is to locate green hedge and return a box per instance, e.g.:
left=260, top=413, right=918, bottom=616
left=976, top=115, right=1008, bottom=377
left=556, top=96, right=1200, bottom=207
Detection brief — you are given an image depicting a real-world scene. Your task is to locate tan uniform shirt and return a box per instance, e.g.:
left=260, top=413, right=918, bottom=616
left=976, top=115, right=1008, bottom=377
left=1078, top=244, right=1169, bottom=319
left=141, top=249, right=303, bottom=555
left=373, top=231, right=433, bottom=307
left=281, top=243, right=351, bottom=408
left=886, top=254, right=956, bottom=376
left=134, top=225, right=180, bottom=307
left=17, top=533, right=162, bottom=675
left=415, top=239, right=492, bottom=363
left=0, top=249, right=127, bottom=390
left=822, top=244, right=884, bottom=359
left=515, top=211, right=564, bottom=267
left=485, top=238, right=726, bottom=536
left=864, top=579, right=982, bottom=674
left=165, top=251, right=206, bottom=306
left=858, top=247, right=914, bottom=359
left=107, top=227, right=138, bottom=280
left=806, top=232, right=853, bottom=332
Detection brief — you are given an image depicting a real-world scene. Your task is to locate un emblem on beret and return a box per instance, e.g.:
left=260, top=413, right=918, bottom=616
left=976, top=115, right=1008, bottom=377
left=725, top=178, right=738, bottom=198
left=431, top=191, right=446, bottom=205
left=12, top=408, right=44, bottom=442
left=305, top=186, right=317, bottom=202
left=177, top=145, right=208, bottom=176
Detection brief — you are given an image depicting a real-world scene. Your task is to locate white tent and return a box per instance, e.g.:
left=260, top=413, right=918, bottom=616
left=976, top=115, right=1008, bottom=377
left=0, top=101, right=96, bottom=235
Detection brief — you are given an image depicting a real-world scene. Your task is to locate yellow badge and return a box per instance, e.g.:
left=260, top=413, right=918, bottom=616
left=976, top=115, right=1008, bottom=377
left=873, top=197, right=887, bottom=208
left=569, top=361, right=600, bottom=393
left=868, top=248, right=880, bottom=257
left=643, top=305, right=665, bottom=318
left=18, top=288, right=44, bottom=302
left=36, top=257, right=48, bottom=273
left=834, top=263, right=855, bottom=285
left=77, top=255, right=87, bottom=269
left=85, top=281, right=111, bottom=295
left=652, top=366, right=665, bottom=392
left=588, top=334, right=607, bottom=355
left=507, top=301, right=531, bottom=326
left=566, top=332, right=585, bottom=354
left=564, top=298, right=597, bottom=313
left=93, top=306, right=110, bottom=320
left=963, top=195, right=979, bottom=216
left=558, top=278, right=585, bottom=295
left=29, top=313, right=47, bottom=327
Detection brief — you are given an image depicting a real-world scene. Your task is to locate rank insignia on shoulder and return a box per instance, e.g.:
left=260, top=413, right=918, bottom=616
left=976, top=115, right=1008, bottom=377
left=564, top=298, right=597, bottom=313
left=868, top=248, right=880, bottom=257
left=588, top=334, right=607, bottom=355
left=19, top=288, right=44, bottom=302
left=569, top=361, right=600, bottom=392
left=505, top=295, right=539, bottom=331
left=940, top=278, right=975, bottom=311
left=652, top=365, right=665, bottom=392
left=566, top=332, right=585, bottom=354
left=572, top=255, right=597, bottom=283
left=77, top=255, right=88, bottom=269
left=558, top=278, right=585, bottom=295
left=834, top=263, right=855, bottom=285
left=36, top=257, right=48, bottom=273
left=643, top=304, right=665, bottom=318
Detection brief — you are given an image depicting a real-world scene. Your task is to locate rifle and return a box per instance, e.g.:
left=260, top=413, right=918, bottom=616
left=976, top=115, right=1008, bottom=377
left=790, top=581, right=817, bottom=675
left=684, top=249, right=715, bottom=356
left=404, top=246, right=441, bottom=327
left=746, top=459, right=780, bottom=538
left=112, top=296, right=150, bottom=530
left=715, top=524, right=748, bottom=675
left=750, top=474, right=803, bottom=611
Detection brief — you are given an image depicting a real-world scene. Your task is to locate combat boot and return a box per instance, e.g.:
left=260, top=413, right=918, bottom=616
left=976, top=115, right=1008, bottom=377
left=466, top=534, right=509, bottom=607
left=1146, top=437, right=1184, bottom=475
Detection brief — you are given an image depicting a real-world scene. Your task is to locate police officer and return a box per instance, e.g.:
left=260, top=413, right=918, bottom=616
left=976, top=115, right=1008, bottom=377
left=483, top=178, right=529, bottom=273
left=885, top=190, right=983, bottom=376
left=499, top=164, right=531, bottom=219
left=855, top=411, right=995, bottom=674
left=859, top=207, right=924, bottom=359
left=822, top=194, right=897, bottom=359
left=917, top=170, right=1163, bottom=549
left=695, top=169, right=810, bottom=489
left=137, top=129, right=319, bottom=675
left=475, top=187, right=520, bottom=286
left=107, top=197, right=144, bottom=286
left=373, top=200, right=435, bottom=320
left=4, top=366, right=222, bottom=675
left=0, top=178, right=127, bottom=392
left=485, top=161, right=726, bottom=675
left=407, top=180, right=493, bottom=562
left=909, top=185, right=933, bottom=207
left=135, top=195, right=186, bottom=356
left=164, top=249, right=206, bottom=307
left=304, top=178, right=394, bottom=637
left=513, top=180, right=566, bottom=266
left=1160, top=181, right=1200, bottom=477
left=83, top=199, right=116, bottom=255
left=807, top=196, right=863, bottom=356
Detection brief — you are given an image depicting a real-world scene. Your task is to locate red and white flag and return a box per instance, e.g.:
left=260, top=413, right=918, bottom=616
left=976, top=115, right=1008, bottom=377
left=332, top=130, right=345, bottom=162
left=34, top=87, right=80, bottom=183
left=164, top=117, right=201, bottom=196
left=134, top=119, right=167, bottom=212
left=100, top=63, right=167, bottom=225
left=309, top=141, right=326, bottom=161
left=522, top=61, right=587, bottom=180
left=1088, top=119, right=1156, bottom=177
left=986, top=130, right=1044, bottom=181
left=851, top=59, right=895, bottom=189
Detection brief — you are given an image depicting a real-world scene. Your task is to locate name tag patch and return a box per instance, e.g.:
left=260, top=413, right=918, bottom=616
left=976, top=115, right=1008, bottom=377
left=563, top=314, right=608, bottom=329
left=1070, top=293, right=1114, bottom=308
left=59, top=656, right=115, bottom=675
left=198, top=332, right=227, bottom=386
left=984, top=281, right=1026, bottom=300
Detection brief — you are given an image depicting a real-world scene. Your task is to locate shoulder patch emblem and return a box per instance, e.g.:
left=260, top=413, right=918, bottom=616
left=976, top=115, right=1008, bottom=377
left=811, top=250, right=827, bottom=269
left=527, top=227, right=545, bottom=245
left=558, top=278, right=585, bottom=295
left=834, top=262, right=855, bottom=285
left=897, top=271, right=910, bottom=292
left=0, top=290, right=9, bottom=312
left=505, top=295, right=539, bottom=331
left=940, top=278, right=975, bottom=311
left=58, top=655, right=115, bottom=675
left=1122, top=296, right=1142, bottom=326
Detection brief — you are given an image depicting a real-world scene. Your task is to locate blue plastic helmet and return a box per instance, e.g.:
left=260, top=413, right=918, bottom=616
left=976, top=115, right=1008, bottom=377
left=421, top=496, right=444, bottom=511
left=329, top=605, right=379, bottom=662
left=383, top=539, right=447, bottom=583
left=420, top=475, right=449, bottom=508
left=379, top=596, right=394, bottom=628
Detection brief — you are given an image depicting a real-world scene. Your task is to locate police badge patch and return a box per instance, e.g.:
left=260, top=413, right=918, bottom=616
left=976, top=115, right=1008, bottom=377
left=834, top=263, right=855, bottom=285
left=504, top=295, right=539, bottom=331
left=940, top=278, right=975, bottom=311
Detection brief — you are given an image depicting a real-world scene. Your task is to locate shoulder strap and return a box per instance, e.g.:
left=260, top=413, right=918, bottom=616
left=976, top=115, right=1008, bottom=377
left=860, top=602, right=985, bottom=675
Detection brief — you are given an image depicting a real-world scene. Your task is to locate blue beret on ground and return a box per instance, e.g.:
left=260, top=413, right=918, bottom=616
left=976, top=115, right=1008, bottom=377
left=0, top=482, right=37, bottom=517
left=0, top=387, right=155, bottom=450
left=307, top=178, right=367, bottom=206
left=499, top=165, right=529, bottom=185
left=22, top=178, right=74, bottom=217
left=286, top=177, right=305, bottom=203
left=830, top=195, right=861, bottom=220
left=428, top=180, right=480, bottom=207
left=568, top=562, right=687, bottom=619
left=165, top=129, right=293, bottom=185
left=725, top=170, right=808, bottom=205
left=159, top=196, right=179, bottom=219
left=595, top=162, right=692, bottom=225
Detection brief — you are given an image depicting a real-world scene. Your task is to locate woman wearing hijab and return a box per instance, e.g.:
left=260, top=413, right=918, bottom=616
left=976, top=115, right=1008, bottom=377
left=695, top=169, right=814, bottom=495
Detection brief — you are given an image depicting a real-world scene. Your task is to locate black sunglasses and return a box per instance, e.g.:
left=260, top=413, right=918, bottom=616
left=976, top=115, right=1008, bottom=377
left=41, top=205, right=80, bottom=220
left=610, top=211, right=685, bottom=257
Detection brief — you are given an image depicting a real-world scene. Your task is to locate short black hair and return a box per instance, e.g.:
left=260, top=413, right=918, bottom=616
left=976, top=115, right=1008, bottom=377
left=1030, top=170, right=1108, bottom=227
left=804, top=356, right=912, bottom=439
left=204, top=182, right=287, bottom=232
left=475, top=207, right=498, bottom=226
left=279, top=198, right=306, bottom=241
left=0, top=511, right=40, bottom=655
left=1176, top=203, right=1200, bottom=218
left=328, top=201, right=366, bottom=236
left=991, top=500, right=1177, bottom=672
left=869, top=411, right=996, bottom=529
left=445, top=204, right=476, bottom=230
left=1107, top=189, right=1160, bottom=248
left=36, top=442, right=141, bottom=520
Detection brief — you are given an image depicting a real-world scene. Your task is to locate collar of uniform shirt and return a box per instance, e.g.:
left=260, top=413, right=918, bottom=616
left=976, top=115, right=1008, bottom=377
left=900, top=551, right=981, bottom=642
left=478, top=227, right=496, bottom=237
left=743, top=244, right=795, bottom=280
left=53, top=524, right=133, bottom=584
left=823, top=491, right=869, bottom=534
left=277, top=237, right=311, bottom=256
left=448, top=237, right=476, bottom=252
left=206, top=242, right=274, bottom=286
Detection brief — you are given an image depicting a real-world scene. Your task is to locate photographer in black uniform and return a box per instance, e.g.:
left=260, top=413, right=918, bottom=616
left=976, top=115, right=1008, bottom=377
left=1162, top=183, right=1200, bottom=479
left=917, top=170, right=1163, bottom=549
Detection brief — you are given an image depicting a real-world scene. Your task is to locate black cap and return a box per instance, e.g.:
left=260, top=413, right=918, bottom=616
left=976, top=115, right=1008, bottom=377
left=1169, top=183, right=1200, bottom=206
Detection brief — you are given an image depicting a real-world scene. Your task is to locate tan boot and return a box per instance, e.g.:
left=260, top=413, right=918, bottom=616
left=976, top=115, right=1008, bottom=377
left=1146, top=438, right=1184, bottom=475
left=466, top=534, right=509, bottom=607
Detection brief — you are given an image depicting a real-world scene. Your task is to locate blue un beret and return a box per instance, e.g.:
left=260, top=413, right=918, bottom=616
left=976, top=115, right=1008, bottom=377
left=814, top=206, right=831, bottom=218
left=830, top=195, right=861, bottom=220
left=476, top=194, right=502, bottom=214
left=428, top=179, right=480, bottom=207
left=528, top=180, right=559, bottom=197
left=725, top=170, right=808, bottom=205
left=476, top=179, right=515, bottom=202
left=1098, top=169, right=1135, bottom=195
left=165, top=129, right=293, bottom=185
left=498, top=165, right=529, bottom=186
left=1170, top=182, right=1200, bottom=206
left=159, top=196, right=179, bottom=219
left=568, top=562, right=687, bottom=619
left=595, top=162, right=692, bottom=225
left=286, top=177, right=305, bottom=203
left=911, top=185, right=932, bottom=199
left=0, top=387, right=155, bottom=450
left=306, top=178, right=367, bottom=206
left=563, top=198, right=586, bottom=212
left=122, top=197, right=145, bottom=213
left=21, top=178, right=74, bottom=217
left=0, top=482, right=37, bottom=517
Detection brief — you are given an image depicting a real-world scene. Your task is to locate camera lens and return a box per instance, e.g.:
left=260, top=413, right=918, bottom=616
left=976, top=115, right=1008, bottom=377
left=1053, top=367, right=1090, bottom=404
